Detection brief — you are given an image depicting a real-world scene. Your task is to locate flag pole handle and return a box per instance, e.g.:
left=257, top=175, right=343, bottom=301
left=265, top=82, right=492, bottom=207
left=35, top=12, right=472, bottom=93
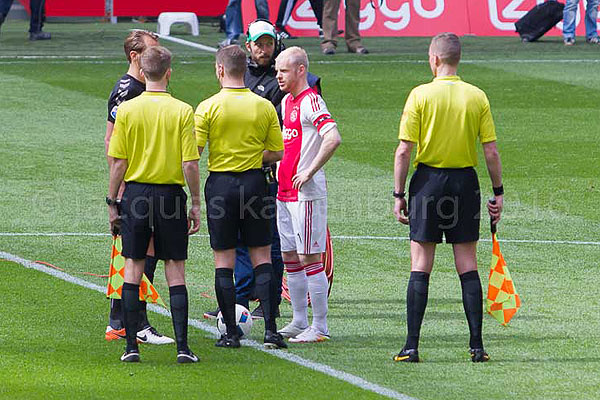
left=488, top=197, right=497, bottom=234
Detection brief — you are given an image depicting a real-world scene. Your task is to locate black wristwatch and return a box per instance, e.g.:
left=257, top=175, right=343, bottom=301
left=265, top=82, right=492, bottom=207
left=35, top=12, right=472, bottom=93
left=493, top=185, right=504, bottom=196
left=393, top=191, right=406, bottom=199
left=106, top=196, right=118, bottom=206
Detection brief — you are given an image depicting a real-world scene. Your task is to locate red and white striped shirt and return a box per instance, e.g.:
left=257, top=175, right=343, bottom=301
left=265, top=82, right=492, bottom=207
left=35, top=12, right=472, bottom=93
left=277, top=87, right=337, bottom=202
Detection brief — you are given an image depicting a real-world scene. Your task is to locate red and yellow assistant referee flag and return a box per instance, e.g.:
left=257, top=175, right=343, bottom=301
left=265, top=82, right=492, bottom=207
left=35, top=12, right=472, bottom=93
left=486, top=230, right=521, bottom=326
left=106, top=235, right=166, bottom=307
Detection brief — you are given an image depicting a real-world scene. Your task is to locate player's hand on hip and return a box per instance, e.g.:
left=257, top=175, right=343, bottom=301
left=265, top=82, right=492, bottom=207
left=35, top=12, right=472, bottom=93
left=394, top=198, right=409, bottom=225
left=487, top=195, right=503, bottom=225
left=292, top=171, right=312, bottom=190
left=108, top=205, right=121, bottom=235
left=188, top=204, right=201, bottom=235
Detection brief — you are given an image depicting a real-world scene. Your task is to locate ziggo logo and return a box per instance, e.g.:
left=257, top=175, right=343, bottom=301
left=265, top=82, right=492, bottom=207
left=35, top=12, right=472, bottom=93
left=289, top=0, right=445, bottom=31
left=283, top=128, right=299, bottom=141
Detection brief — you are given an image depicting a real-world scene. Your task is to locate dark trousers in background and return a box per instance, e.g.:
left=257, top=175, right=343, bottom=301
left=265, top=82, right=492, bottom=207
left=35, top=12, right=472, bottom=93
left=0, top=0, right=46, bottom=32
left=276, top=0, right=323, bottom=29
left=234, top=181, right=284, bottom=308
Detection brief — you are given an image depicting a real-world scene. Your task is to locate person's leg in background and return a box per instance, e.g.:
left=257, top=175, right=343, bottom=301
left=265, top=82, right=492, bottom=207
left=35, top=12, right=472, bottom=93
left=344, top=0, right=367, bottom=53
left=275, top=0, right=297, bottom=38
left=0, top=0, right=14, bottom=33
left=584, top=0, right=599, bottom=41
left=223, top=0, right=243, bottom=46
left=321, top=0, right=340, bottom=54
left=234, top=245, right=254, bottom=310
left=255, top=0, right=270, bottom=20
left=563, top=0, right=579, bottom=44
left=308, top=0, right=323, bottom=28
left=28, top=0, right=50, bottom=40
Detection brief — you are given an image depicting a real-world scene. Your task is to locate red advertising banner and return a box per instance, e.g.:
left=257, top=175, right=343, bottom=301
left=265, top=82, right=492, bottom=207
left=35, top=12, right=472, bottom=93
left=113, top=0, right=228, bottom=17
left=19, top=0, right=105, bottom=17
left=242, top=0, right=595, bottom=37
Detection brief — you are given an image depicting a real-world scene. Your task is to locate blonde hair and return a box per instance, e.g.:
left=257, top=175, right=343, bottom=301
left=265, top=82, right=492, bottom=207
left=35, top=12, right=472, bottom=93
left=276, top=46, right=309, bottom=70
left=124, top=30, right=158, bottom=63
left=430, top=33, right=461, bottom=66
left=140, top=46, right=172, bottom=81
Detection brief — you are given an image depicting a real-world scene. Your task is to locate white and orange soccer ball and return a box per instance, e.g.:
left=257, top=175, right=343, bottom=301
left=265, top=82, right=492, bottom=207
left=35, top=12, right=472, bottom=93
left=217, top=304, right=253, bottom=338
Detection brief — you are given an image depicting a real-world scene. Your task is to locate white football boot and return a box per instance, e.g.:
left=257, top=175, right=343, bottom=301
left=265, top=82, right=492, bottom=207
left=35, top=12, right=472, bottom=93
left=288, top=326, right=330, bottom=343
left=136, top=326, right=175, bottom=345
left=278, top=322, right=309, bottom=338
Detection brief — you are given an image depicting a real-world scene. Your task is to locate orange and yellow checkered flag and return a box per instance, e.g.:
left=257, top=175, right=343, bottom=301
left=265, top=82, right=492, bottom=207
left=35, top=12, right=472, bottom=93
left=486, top=226, right=521, bottom=326
left=106, top=235, right=166, bottom=307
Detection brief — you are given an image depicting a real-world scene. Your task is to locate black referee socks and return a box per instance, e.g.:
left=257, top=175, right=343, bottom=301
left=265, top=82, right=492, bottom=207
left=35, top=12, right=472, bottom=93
left=405, top=271, right=430, bottom=350
left=169, top=285, right=189, bottom=352
left=215, top=268, right=237, bottom=336
left=459, top=270, right=484, bottom=349
left=122, top=282, right=141, bottom=352
left=254, top=263, right=277, bottom=332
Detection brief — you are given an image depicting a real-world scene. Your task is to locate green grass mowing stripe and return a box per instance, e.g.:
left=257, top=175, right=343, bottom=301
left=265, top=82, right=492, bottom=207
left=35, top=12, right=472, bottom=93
left=2, top=232, right=600, bottom=246
left=0, top=252, right=414, bottom=400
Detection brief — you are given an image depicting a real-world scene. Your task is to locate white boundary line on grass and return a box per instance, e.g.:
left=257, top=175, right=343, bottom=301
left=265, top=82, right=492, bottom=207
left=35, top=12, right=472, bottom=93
left=0, top=232, right=599, bottom=246
left=0, top=250, right=415, bottom=400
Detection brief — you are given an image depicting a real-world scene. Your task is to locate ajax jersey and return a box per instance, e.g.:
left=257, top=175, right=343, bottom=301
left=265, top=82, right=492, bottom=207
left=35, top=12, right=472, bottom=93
left=277, top=88, right=337, bottom=202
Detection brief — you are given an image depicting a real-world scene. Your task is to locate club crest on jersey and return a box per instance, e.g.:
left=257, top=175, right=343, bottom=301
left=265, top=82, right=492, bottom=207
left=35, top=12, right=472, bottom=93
left=290, top=107, right=298, bottom=122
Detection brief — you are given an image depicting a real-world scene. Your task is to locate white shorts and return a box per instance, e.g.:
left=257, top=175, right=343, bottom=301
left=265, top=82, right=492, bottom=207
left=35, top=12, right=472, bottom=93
left=277, top=198, right=327, bottom=255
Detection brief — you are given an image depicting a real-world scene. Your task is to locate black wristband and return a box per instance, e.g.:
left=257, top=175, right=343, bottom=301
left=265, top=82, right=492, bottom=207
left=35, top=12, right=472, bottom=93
left=393, top=191, right=406, bottom=199
left=493, top=185, right=504, bottom=196
left=106, top=196, right=118, bottom=206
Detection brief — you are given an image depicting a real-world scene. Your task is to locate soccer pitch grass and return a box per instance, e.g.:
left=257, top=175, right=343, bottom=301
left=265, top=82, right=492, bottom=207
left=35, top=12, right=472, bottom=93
left=1, top=21, right=600, bottom=400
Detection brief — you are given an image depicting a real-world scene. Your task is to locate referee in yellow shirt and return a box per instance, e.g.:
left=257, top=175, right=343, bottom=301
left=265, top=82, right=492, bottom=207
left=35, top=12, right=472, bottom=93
left=108, top=46, right=201, bottom=363
left=195, top=45, right=286, bottom=349
left=393, top=33, right=503, bottom=363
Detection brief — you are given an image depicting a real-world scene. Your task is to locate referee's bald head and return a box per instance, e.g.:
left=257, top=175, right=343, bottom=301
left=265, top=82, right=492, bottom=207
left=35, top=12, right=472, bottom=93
left=430, top=33, right=461, bottom=66
left=216, top=45, right=247, bottom=79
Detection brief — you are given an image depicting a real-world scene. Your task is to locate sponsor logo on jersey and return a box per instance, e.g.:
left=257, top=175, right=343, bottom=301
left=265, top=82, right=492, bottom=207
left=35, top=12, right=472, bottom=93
left=110, top=105, right=118, bottom=120
left=283, top=127, right=299, bottom=141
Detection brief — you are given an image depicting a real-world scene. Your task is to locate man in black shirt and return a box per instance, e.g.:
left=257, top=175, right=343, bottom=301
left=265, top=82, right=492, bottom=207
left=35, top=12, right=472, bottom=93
left=104, top=30, right=174, bottom=346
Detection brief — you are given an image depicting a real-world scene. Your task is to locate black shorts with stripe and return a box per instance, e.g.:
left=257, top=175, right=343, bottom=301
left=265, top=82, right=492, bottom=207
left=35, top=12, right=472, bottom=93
left=408, top=163, right=481, bottom=244
left=120, top=182, right=189, bottom=260
left=204, top=169, right=273, bottom=250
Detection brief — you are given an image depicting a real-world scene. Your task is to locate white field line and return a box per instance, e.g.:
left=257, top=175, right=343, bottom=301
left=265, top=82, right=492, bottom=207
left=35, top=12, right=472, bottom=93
left=0, top=232, right=599, bottom=246
left=0, top=250, right=415, bottom=400
left=128, top=29, right=218, bottom=53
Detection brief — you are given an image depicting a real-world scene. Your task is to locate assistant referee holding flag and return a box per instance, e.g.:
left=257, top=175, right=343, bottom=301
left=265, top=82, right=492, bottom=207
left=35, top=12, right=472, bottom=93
left=393, top=33, right=504, bottom=363
left=108, top=46, right=201, bottom=363
left=195, top=45, right=286, bottom=349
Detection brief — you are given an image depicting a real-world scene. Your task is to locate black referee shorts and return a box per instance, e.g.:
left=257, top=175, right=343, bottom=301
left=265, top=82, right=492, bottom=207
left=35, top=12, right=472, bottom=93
left=205, top=169, right=273, bottom=250
left=120, top=182, right=189, bottom=260
left=408, top=164, right=480, bottom=244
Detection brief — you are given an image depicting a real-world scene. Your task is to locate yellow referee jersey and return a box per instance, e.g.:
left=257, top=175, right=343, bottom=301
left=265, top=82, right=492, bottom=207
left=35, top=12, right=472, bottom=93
left=399, top=75, right=497, bottom=168
left=195, top=88, right=283, bottom=172
left=108, top=92, right=200, bottom=186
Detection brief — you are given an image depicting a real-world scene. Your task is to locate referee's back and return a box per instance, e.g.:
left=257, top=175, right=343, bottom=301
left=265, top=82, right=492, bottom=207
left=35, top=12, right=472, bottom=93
left=109, top=92, right=198, bottom=185
left=195, top=88, right=282, bottom=173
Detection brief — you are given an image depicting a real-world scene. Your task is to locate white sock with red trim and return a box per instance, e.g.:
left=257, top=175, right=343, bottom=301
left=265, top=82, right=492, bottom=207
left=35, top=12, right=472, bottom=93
left=306, top=262, right=328, bottom=335
left=285, top=261, right=309, bottom=328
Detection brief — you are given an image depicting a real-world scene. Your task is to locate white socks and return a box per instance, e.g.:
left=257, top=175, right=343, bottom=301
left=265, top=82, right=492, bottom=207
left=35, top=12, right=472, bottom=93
left=285, top=261, right=309, bottom=328
left=306, top=262, right=329, bottom=335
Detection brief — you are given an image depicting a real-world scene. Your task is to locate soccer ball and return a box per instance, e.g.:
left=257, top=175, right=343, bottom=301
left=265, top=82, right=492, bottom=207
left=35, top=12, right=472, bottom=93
left=217, top=304, right=253, bottom=338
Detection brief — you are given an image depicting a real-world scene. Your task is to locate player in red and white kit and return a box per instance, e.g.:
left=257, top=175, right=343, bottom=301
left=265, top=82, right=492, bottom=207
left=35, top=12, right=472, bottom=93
left=274, top=47, right=341, bottom=343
